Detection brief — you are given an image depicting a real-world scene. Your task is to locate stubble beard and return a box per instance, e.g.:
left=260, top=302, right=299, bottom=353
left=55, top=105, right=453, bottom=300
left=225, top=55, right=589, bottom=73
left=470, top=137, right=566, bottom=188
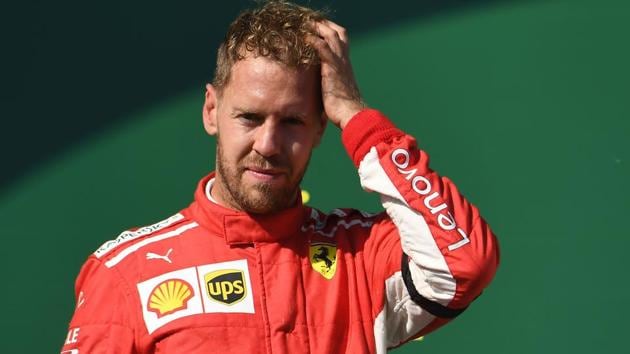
left=214, top=139, right=309, bottom=214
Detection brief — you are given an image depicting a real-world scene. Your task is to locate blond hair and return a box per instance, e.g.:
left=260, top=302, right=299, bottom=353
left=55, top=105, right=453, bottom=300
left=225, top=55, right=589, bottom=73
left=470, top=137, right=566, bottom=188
left=212, top=1, right=326, bottom=93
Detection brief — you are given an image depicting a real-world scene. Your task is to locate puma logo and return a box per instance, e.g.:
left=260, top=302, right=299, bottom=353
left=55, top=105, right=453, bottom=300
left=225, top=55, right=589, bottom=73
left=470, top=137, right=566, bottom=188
left=146, top=248, right=173, bottom=263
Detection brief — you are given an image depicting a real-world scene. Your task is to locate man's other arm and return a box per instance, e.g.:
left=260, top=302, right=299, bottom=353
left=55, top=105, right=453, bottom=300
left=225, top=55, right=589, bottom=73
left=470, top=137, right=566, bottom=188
left=61, top=257, right=136, bottom=353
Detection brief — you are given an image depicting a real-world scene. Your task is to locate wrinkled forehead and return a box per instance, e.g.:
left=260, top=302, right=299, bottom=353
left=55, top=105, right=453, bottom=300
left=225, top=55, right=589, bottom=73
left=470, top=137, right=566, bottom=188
left=221, top=55, right=322, bottom=114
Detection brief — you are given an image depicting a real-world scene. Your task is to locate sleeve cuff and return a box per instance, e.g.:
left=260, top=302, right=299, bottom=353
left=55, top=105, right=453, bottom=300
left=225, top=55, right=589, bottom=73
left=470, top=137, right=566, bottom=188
left=341, top=109, right=405, bottom=167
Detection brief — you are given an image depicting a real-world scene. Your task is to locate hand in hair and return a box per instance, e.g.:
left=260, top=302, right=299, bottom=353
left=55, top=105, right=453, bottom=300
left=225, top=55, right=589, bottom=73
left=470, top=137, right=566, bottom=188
left=308, top=20, right=366, bottom=129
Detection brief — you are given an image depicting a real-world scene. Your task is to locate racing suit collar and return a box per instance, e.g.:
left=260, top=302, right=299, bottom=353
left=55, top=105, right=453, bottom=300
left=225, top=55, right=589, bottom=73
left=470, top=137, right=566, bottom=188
left=190, top=172, right=307, bottom=245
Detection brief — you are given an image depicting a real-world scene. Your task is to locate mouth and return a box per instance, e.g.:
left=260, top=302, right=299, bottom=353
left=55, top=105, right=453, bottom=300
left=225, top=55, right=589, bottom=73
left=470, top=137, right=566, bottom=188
left=244, top=167, right=287, bottom=182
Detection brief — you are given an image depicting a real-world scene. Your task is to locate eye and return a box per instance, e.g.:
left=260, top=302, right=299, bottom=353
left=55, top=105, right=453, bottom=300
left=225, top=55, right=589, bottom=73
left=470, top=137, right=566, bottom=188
left=238, top=112, right=263, bottom=124
left=284, top=116, right=305, bottom=126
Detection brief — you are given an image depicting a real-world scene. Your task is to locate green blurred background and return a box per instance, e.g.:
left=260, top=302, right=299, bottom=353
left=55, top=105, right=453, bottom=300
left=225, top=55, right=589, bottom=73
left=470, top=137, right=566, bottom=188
left=2, top=0, right=629, bottom=352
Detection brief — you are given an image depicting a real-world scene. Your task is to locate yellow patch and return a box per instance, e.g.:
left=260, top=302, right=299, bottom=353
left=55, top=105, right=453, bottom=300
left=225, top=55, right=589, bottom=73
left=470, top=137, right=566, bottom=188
left=147, top=279, right=193, bottom=317
left=301, top=190, right=310, bottom=204
left=309, top=242, right=337, bottom=280
left=204, top=269, right=247, bottom=305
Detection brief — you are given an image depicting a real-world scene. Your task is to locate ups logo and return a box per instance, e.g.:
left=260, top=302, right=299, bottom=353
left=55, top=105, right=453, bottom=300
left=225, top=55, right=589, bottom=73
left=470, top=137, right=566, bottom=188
left=204, top=269, right=246, bottom=305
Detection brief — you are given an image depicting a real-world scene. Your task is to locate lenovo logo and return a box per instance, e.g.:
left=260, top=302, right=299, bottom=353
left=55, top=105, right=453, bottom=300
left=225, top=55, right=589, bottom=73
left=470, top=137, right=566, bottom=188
left=391, top=148, right=470, bottom=251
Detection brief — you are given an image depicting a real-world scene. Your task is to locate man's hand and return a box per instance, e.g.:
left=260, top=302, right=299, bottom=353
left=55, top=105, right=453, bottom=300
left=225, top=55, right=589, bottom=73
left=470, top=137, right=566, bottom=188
left=308, top=20, right=365, bottom=129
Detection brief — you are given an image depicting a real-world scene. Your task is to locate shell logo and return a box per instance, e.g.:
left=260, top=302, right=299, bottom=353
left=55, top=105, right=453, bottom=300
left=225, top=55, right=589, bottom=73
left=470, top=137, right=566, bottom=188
left=147, top=279, right=194, bottom=317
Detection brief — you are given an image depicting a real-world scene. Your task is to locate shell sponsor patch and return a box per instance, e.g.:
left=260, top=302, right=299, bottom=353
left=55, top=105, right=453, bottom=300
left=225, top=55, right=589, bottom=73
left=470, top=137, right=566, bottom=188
left=309, top=242, right=337, bottom=280
left=137, top=267, right=203, bottom=334
left=147, top=279, right=194, bottom=317
left=137, top=260, right=254, bottom=334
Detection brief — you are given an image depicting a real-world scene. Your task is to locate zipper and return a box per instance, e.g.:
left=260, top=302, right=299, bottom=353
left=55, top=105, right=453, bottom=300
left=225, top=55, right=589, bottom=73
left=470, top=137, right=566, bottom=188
left=254, top=242, right=273, bottom=354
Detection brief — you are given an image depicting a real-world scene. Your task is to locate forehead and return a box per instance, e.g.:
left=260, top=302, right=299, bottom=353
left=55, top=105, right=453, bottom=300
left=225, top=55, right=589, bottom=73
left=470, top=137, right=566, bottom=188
left=222, top=56, right=320, bottom=114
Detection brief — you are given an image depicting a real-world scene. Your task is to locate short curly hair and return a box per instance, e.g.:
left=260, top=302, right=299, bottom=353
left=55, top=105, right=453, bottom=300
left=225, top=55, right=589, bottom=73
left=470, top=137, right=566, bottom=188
left=212, top=1, right=327, bottom=93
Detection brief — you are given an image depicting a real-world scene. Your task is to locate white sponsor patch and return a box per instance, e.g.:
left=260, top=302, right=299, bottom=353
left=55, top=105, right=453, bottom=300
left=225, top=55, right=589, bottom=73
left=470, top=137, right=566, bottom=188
left=137, top=260, right=255, bottom=334
left=137, top=267, right=204, bottom=334
left=198, top=260, right=255, bottom=314
left=94, top=213, right=185, bottom=258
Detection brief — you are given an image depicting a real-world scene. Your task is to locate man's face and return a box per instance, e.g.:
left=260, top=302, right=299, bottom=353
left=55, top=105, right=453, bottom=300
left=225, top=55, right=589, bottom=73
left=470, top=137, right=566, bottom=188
left=203, top=55, right=325, bottom=214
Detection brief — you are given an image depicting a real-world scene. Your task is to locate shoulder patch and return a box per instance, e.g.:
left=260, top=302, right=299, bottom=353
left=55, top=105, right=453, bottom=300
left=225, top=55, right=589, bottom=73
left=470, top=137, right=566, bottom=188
left=94, top=213, right=186, bottom=258
left=309, top=242, right=337, bottom=279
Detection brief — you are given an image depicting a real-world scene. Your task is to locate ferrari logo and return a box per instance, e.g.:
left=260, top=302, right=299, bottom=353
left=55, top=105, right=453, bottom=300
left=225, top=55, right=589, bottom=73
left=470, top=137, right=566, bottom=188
left=309, top=242, right=337, bottom=280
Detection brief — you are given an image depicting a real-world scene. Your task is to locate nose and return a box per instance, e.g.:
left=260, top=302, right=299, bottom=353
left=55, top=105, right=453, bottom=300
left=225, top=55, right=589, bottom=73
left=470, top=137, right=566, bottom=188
left=252, top=119, right=281, bottom=157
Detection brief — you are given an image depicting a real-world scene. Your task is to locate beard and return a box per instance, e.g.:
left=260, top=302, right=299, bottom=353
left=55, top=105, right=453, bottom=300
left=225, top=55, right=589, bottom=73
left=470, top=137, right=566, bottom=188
left=214, top=138, right=309, bottom=214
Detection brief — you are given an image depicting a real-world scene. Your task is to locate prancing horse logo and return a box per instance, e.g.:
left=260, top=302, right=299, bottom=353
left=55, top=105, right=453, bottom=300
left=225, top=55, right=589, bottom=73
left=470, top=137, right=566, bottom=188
left=314, top=247, right=333, bottom=269
left=309, top=242, right=337, bottom=280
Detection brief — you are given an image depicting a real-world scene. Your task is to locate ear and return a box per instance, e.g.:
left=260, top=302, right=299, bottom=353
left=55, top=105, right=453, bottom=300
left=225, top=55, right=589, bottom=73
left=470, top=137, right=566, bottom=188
left=202, top=83, right=218, bottom=136
left=313, top=111, right=328, bottom=147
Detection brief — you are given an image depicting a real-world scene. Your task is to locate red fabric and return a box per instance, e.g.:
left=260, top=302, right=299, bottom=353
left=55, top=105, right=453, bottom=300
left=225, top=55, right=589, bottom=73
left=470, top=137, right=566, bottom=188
left=342, top=109, right=405, bottom=167
left=61, top=109, right=499, bottom=353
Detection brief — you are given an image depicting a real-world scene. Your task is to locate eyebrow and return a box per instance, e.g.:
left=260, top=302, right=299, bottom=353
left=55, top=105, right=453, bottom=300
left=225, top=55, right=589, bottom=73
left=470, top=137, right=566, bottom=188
left=231, top=108, right=256, bottom=116
left=231, top=107, right=307, bottom=120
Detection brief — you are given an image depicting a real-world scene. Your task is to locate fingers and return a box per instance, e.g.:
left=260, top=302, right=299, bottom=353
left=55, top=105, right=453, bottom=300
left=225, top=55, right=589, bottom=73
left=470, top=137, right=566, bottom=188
left=312, top=21, right=348, bottom=56
left=306, top=34, right=336, bottom=65
left=307, top=20, right=363, bottom=128
left=323, top=20, right=348, bottom=44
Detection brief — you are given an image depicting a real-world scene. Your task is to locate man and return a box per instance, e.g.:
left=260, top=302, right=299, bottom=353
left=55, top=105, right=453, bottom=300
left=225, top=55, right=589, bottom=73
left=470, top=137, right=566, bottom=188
left=61, top=1, right=499, bottom=353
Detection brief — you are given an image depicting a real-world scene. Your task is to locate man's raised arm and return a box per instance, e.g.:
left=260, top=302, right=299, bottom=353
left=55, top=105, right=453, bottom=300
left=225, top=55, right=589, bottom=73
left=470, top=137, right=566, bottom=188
left=310, top=19, right=500, bottom=348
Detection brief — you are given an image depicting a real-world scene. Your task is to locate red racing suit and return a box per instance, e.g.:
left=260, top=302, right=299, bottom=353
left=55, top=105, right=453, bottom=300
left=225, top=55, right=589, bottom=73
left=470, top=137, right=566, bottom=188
left=61, top=109, right=499, bottom=354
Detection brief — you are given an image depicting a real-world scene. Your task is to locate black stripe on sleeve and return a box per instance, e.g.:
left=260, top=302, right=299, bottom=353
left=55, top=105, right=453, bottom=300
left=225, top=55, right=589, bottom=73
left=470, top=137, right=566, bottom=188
left=400, top=252, right=467, bottom=319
